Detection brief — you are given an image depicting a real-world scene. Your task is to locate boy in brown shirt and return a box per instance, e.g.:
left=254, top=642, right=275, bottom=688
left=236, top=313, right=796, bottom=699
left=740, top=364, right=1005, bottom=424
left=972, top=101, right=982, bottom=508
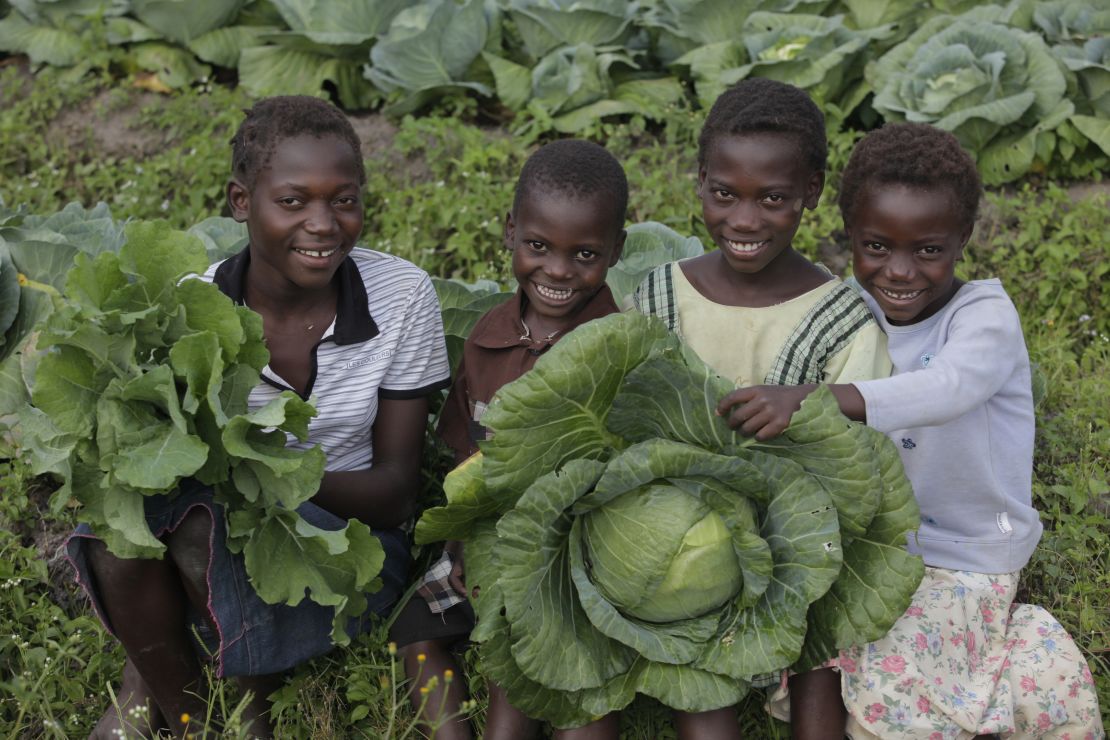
left=391, top=139, right=628, bottom=740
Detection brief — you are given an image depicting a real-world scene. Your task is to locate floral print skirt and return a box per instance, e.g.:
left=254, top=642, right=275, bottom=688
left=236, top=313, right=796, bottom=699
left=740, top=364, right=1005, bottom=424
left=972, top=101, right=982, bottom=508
left=839, top=567, right=1103, bottom=739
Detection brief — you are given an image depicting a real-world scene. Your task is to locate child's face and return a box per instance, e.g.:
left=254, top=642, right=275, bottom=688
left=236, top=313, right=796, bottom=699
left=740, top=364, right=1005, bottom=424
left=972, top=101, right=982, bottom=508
left=228, top=134, right=363, bottom=293
left=505, top=190, right=624, bottom=327
left=697, top=133, right=823, bottom=277
left=849, top=184, right=969, bottom=325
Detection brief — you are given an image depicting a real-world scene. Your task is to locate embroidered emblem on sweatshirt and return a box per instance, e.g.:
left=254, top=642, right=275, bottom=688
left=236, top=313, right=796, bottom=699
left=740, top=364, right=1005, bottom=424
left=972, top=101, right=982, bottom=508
left=901, top=438, right=916, bottom=449
left=996, top=512, right=1013, bottom=534
left=921, top=353, right=934, bottom=368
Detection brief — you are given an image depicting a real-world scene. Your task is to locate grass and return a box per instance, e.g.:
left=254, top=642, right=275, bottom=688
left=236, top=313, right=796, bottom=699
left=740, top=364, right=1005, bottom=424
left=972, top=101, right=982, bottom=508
left=0, top=72, right=1107, bottom=736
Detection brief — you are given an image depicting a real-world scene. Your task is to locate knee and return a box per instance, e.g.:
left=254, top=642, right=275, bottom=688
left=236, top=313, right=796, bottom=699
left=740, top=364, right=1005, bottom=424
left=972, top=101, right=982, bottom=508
left=86, top=538, right=159, bottom=589
left=166, top=507, right=213, bottom=595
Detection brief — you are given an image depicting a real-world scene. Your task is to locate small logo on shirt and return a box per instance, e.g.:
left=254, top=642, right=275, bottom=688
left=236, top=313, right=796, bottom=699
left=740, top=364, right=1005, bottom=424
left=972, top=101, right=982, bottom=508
left=901, top=438, right=916, bottom=449
left=921, top=353, right=934, bottom=368
left=345, top=349, right=392, bottom=369
left=996, top=512, right=1013, bottom=534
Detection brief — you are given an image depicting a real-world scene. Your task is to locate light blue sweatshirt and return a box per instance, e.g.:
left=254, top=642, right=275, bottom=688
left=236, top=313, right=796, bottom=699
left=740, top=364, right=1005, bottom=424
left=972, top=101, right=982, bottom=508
left=852, top=279, right=1042, bottom=574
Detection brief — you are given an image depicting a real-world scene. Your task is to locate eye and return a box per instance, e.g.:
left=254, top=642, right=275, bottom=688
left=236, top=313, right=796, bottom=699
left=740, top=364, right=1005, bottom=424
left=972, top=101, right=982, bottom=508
left=277, top=196, right=302, bottom=207
left=575, top=249, right=599, bottom=261
left=918, top=245, right=942, bottom=256
left=334, top=195, right=360, bottom=207
left=763, top=193, right=786, bottom=205
left=711, top=188, right=734, bottom=201
left=863, top=241, right=889, bottom=253
left=525, top=240, right=547, bottom=252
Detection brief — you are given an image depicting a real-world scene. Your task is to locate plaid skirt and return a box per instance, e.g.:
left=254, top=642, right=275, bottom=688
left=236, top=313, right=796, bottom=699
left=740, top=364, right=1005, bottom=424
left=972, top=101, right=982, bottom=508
left=65, top=479, right=410, bottom=677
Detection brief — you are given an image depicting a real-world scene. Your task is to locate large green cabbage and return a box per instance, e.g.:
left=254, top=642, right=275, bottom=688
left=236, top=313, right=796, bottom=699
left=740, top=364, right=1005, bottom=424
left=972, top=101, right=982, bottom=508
left=868, top=10, right=1073, bottom=183
left=416, top=311, right=923, bottom=727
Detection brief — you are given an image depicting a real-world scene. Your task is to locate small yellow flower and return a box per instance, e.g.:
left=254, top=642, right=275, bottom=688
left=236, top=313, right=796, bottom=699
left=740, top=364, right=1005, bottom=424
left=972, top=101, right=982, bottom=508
left=387, top=641, right=397, bottom=656
left=419, top=686, right=430, bottom=696
left=17, top=273, right=28, bottom=287
left=444, top=669, right=454, bottom=683
left=180, top=712, right=191, bottom=724
left=417, top=653, right=426, bottom=664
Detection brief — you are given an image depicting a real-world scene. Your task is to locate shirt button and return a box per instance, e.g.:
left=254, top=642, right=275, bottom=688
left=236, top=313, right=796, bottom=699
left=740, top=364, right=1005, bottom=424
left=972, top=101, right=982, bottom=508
left=529, top=348, right=542, bottom=356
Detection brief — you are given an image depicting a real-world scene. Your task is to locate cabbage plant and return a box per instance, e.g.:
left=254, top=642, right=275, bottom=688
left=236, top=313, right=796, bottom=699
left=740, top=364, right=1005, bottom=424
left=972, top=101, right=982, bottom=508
left=366, top=0, right=498, bottom=115
left=677, top=11, right=892, bottom=114
left=641, top=0, right=832, bottom=64
left=417, top=311, right=923, bottom=727
left=868, top=12, right=1072, bottom=183
left=485, top=42, right=684, bottom=133
left=505, top=0, right=639, bottom=60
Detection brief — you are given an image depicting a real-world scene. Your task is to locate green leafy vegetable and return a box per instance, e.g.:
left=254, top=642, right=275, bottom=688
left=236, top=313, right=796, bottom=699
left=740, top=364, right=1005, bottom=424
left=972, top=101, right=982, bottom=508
left=365, top=0, right=496, bottom=115
left=605, top=222, right=703, bottom=308
left=416, top=312, right=922, bottom=727
left=21, top=221, right=384, bottom=644
left=868, top=10, right=1072, bottom=183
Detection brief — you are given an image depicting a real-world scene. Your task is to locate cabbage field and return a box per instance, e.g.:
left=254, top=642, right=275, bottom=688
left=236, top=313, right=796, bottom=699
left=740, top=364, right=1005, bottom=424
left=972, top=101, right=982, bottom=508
left=1, top=0, right=1108, bottom=737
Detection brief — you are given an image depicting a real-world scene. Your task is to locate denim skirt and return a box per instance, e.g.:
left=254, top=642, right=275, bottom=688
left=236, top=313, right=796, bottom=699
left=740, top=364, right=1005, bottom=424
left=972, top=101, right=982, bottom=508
left=65, top=479, right=410, bottom=677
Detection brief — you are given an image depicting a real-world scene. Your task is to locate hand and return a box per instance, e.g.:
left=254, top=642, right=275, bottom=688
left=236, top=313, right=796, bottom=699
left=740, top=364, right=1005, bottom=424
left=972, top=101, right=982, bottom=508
left=444, top=540, right=468, bottom=597
left=716, top=384, right=816, bottom=440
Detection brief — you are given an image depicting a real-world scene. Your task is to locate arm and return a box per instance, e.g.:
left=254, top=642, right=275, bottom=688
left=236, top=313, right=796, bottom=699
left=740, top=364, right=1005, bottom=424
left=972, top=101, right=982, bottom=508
left=311, top=395, right=429, bottom=529
left=716, top=383, right=866, bottom=440
left=852, top=294, right=1024, bottom=432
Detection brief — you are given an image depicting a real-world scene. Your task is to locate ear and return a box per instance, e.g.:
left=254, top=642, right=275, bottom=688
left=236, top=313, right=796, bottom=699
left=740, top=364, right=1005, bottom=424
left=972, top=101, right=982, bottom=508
left=696, top=165, right=707, bottom=197
left=803, top=170, right=825, bottom=210
left=956, top=224, right=973, bottom=259
left=503, top=211, right=515, bottom=250
left=227, top=180, right=249, bottom=223
left=608, top=229, right=627, bottom=267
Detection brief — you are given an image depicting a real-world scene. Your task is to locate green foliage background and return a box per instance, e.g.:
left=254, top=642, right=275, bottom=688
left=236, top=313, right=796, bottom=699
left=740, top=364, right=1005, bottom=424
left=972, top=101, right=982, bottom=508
left=0, top=65, right=1107, bottom=736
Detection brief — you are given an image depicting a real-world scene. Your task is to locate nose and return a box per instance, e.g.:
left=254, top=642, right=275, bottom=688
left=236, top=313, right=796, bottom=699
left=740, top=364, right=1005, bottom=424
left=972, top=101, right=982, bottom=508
left=726, top=199, right=761, bottom=233
left=885, top=251, right=915, bottom=282
left=542, top=253, right=575, bottom=281
left=304, top=201, right=337, bottom=235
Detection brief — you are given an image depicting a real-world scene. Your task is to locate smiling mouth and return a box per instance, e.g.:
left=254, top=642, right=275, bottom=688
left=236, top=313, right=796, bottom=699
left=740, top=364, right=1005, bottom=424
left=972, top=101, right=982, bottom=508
left=294, top=247, right=339, bottom=258
left=878, top=287, right=924, bottom=301
left=725, top=239, right=769, bottom=254
left=533, top=283, right=574, bottom=302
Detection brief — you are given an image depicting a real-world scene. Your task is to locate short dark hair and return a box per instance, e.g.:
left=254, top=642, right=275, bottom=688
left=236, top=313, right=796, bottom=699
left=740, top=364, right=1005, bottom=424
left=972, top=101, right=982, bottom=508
left=230, top=95, right=365, bottom=188
left=512, top=139, right=629, bottom=237
left=698, top=78, right=827, bottom=173
left=838, top=123, right=982, bottom=231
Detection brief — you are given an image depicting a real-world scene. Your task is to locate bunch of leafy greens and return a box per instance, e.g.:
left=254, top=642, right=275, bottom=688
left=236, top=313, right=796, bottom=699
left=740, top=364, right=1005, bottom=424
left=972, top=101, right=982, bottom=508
left=416, top=311, right=923, bottom=727
left=20, top=221, right=384, bottom=644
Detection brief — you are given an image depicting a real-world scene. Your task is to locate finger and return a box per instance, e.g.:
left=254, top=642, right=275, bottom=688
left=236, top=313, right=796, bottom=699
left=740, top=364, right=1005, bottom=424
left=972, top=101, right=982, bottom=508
left=725, top=400, right=762, bottom=430
left=716, top=387, right=756, bottom=416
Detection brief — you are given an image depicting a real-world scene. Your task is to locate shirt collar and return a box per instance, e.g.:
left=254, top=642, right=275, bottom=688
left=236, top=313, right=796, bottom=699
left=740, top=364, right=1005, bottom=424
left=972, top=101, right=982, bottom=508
left=469, top=284, right=618, bottom=350
left=211, top=246, right=379, bottom=345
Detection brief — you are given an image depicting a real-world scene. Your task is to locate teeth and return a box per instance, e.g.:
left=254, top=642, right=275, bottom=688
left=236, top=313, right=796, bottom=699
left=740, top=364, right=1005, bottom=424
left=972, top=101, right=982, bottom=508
left=535, top=283, right=573, bottom=301
left=727, top=239, right=768, bottom=253
left=879, top=287, right=923, bottom=300
left=295, top=248, right=337, bottom=258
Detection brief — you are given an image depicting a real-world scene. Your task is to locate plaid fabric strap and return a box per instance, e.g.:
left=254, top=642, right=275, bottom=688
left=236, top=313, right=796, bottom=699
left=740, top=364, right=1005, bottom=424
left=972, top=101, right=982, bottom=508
left=763, top=281, right=875, bottom=386
left=417, top=550, right=466, bottom=614
left=633, top=262, right=679, bottom=332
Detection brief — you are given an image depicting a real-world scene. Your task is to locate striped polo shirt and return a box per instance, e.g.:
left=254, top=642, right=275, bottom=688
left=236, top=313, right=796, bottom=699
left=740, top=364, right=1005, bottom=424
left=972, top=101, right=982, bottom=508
left=201, top=247, right=451, bottom=472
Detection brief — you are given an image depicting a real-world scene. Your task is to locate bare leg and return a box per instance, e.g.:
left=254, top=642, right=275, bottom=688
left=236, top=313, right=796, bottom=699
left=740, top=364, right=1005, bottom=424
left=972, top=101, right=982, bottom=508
left=483, top=681, right=539, bottom=740
left=235, top=673, right=283, bottom=738
left=552, top=712, right=620, bottom=739
left=165, top=507, right=283, bottom=738
left=400, top=640, right=472, bottom=740
left=675, top=707, right=742, bottom=740
left=789, top=668, right=845, bottom=740
left=86, top=539, right=206, bottom=737
left=87, top=657, right=167, bottom=740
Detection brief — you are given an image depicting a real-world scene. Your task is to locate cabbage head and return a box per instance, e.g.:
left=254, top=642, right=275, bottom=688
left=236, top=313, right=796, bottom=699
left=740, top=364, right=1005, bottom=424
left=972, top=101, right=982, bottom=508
left=868, top=12, right=1071, bottom=183
left=416, top=312, right=923, bottom=727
